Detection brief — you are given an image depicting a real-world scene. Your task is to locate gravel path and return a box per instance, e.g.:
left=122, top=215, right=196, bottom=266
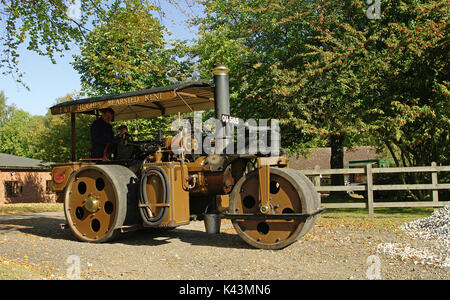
left=0, top=211, right=448, bottom=280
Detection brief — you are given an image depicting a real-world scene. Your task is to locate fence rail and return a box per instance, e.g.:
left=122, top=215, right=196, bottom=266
left=297, top=162, right=450, bottom=217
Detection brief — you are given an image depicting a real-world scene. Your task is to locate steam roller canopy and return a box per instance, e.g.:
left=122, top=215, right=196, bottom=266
left=229, top=168, right=320, bottom=250
left=63, top=165, right=139, bottom=242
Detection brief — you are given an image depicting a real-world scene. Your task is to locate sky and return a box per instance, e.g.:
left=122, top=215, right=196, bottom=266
left=0, top=1, right=203, bottom=117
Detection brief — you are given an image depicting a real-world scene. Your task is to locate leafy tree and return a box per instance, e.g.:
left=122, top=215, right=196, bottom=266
left=0, top=90, right=16, bottom=127
left=0, top=0, right=110, bottom=87
left=360, top=0, right=449, bottom=199
left=362, top=0, right=449, bottom=169
left=72, top=0, right=189, bottom=95
left=191, top=0, right=448, bottom=165
left=36, top=93, right=93, bottom=163
left=190, top=0, right=320, bottom=153
left=0, top=0, right=185, bottom=88
left=191, top=0, right=448, bottom=200
left=191, top=0, right=369, bottom=189
left=72, top=0, right=186, bottom=141
left=0, top=107, right=44, bottom=158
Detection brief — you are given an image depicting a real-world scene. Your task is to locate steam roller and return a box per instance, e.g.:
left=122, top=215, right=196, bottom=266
left=50, top=65, right=325, bottom=249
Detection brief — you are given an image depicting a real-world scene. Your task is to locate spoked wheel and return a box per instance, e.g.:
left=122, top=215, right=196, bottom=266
left=229, top=167, right=319, bottom=250
left=63, top=165, right=139, bottom=242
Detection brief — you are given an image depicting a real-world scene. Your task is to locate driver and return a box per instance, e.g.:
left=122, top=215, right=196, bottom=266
left=90, top=108, right=115, bottom=159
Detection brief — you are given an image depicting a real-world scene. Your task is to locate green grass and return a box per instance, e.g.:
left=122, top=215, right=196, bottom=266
left=0, top=203, right=63, bottom=215
left=316, top=193, right=438, bottom=232
left=318, top=207, right=434, bottom=232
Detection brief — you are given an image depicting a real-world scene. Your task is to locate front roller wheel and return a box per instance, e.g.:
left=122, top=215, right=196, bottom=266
left=63, top=165, right=139, bottom=243
left=229, top=167, right=319, bottom=249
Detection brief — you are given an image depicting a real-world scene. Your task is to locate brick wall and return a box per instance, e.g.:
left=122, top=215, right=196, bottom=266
left=0, top=170, right=57, bottom=204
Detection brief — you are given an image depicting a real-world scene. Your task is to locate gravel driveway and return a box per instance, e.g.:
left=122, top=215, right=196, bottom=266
left=0, top=211, right=448, bottom=280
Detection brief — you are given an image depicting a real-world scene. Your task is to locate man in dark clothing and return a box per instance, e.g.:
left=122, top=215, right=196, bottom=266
left=115, top=125, right=136, bottom=160
left=90, top=108, right=115, bottom=159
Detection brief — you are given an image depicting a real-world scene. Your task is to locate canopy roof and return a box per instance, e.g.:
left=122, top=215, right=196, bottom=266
left=50, top=81, right=214, bottom=121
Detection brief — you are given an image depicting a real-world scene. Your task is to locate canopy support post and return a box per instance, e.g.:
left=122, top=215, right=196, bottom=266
left=71, top=113, right=76, bottom=162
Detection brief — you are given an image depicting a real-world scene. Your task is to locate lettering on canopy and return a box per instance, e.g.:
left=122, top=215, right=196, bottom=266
left=107, top=96, right=140, bottom=107
left=51, top=91, right=176, bottom=115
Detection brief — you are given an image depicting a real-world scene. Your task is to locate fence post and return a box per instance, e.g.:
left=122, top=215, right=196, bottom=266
left=431, top=162, right=439, bottom=205
left=366, top=164, right=374, bottom=217
left=314, top=165, right=321, bottom=205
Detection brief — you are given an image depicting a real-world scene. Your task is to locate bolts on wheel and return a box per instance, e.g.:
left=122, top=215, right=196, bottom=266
left=260, top=205, right=269, bottom=214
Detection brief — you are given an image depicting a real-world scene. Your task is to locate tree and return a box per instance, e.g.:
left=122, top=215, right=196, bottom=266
left=0, top=0, right=184, bottom=88
left=0, top=108, right=44, bottom=158
left=35, top=93, right=93, bottom=163
left=191, top=0, right=370, bottom=181
left=72, top=0, right=189, bottom=95
left=0, top=0, right=112, bottom=87
left=359, top=0, right=450, bottom=199
left=363, top=0, right=449, bottom=169
left=192, top=0, right=448, bottom=154
left=72, top=0, right=187, bottom=141
left=191, top=0, right=319, bottom=153
left=0, top=90, right=16, bottom=127
left=192, top=0, right=449, bottom=200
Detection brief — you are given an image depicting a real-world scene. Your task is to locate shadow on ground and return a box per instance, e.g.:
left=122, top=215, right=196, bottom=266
left=0, top=214, right=251, bottom=250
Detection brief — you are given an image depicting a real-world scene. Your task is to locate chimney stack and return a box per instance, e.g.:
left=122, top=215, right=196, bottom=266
left=212, top=65, right=232, bottom=154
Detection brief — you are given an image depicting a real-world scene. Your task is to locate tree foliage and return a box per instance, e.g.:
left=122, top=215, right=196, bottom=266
left=362, top=0, right=449, bottom=168
left=71, top=0, right=189, bottom=95
left=0, top=1, right=190, bottom=162
left=0, top=90, right=44, bottom=157
left=72, top=0, right=185, bottom=143
left=35, top=93, right=94, bottom=163
left=191, top=0, right=449, bottom=170
left=0, top=0, right=110, bottom=87
left=0, top=90, right=15, bottom=127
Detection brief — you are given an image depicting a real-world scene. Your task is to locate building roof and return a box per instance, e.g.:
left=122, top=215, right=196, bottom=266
left=0, top=153, right=51, bottom=170
left=288, top=146, right=381, bottom=170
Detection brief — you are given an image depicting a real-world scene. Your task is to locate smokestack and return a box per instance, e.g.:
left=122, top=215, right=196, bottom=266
left=212, top=64, right=230, bottom=120
left=212, top=64, right=231, bottom=154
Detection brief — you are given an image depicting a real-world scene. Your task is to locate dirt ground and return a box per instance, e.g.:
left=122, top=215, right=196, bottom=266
left=0, top=211, right=448, bottom=280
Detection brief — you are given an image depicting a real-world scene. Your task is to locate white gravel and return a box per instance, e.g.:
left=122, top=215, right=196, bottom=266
left=377, top=243, right=450, bottom=268
left=377, top=206, right=450, bottom=269
left=401, top=206, right=450, bottom=246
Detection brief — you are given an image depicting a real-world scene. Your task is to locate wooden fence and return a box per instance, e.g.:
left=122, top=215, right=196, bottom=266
left=297, top=162, right=450, bottom=217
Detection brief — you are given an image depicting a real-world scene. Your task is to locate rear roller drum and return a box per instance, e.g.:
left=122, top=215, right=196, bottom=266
left=63, top=165, right=139, bottom=243
left=229, top=167, right=320, bottom=249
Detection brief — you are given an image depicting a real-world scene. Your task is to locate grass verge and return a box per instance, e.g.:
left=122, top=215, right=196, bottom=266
left=0, top=203, right=63, bottom=215
left=318, top=207, right=434, bottom=232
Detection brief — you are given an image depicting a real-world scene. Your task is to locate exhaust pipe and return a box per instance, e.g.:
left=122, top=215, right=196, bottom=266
left=212, top=64, right=230, bottom=119
left=212, top=65, right=232, bottom=154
